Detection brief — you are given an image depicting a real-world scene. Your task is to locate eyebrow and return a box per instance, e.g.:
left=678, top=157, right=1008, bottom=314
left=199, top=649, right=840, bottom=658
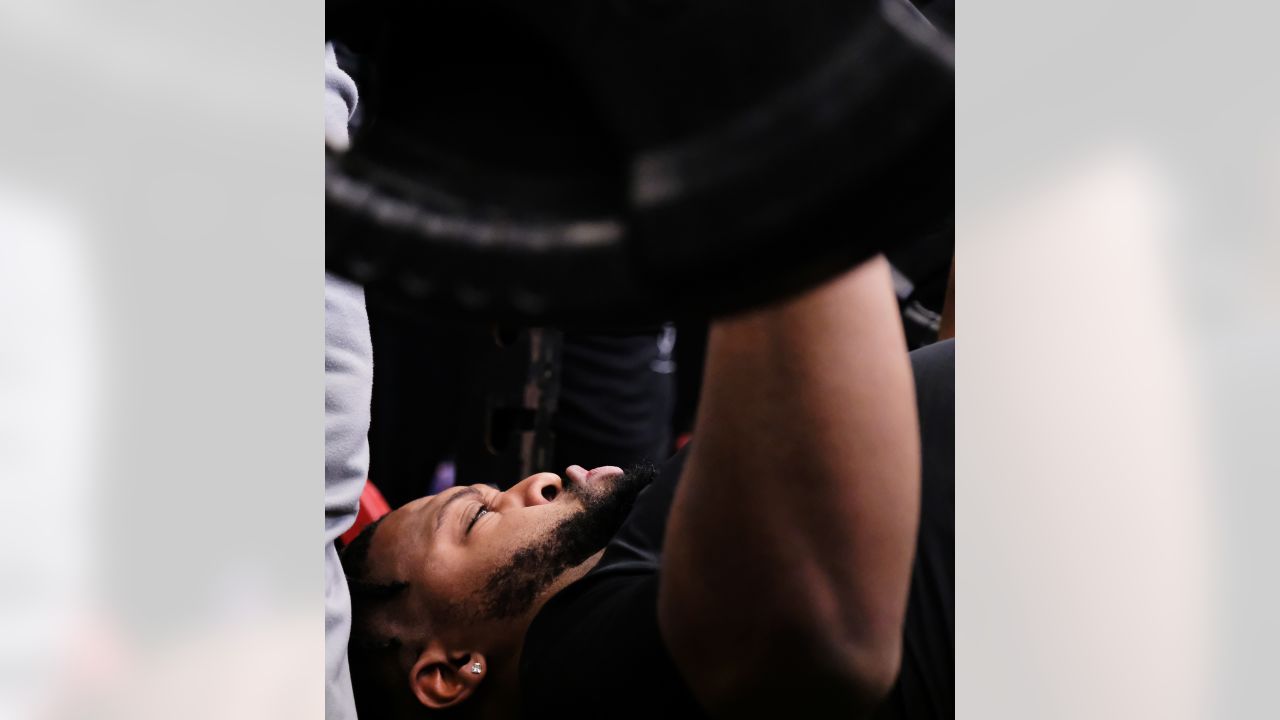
left=434, top=487, right=481, bottom=534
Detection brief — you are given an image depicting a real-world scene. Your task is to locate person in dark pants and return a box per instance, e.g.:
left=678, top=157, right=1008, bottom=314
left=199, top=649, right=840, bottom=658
left=552, top=328, right=676, bottom=474
left=366, top=318, right=677, bottom=508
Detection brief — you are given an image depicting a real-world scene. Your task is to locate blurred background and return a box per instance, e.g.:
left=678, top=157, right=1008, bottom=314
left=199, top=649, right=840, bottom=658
left=0, top=0, right=1276, bottom=718
left=0, top=1, right=320, bottom=717
left=958, top=4, right=1279, bottom=717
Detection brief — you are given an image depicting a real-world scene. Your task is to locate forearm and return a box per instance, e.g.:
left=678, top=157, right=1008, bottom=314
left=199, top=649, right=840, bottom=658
left=658, top=256, right=920, bottom=716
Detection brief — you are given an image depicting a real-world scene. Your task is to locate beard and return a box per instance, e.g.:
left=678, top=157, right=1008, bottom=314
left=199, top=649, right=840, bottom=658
left=476, top=462, right=658, bottom=620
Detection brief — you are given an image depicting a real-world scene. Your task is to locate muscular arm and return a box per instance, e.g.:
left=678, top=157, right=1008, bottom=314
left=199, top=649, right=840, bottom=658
left=658, top=256, right=920, bottom=717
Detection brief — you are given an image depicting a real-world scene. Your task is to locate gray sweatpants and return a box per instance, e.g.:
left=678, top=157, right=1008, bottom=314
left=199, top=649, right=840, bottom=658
left=324, top=44, right=368, bottom=720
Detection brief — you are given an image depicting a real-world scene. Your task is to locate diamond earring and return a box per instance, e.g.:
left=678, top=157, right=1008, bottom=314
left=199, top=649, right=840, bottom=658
left=470, top=662, right=483, bottom=675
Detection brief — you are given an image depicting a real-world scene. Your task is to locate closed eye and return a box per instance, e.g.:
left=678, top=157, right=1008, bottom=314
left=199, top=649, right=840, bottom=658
left=466, top=504, right=489, bottom=534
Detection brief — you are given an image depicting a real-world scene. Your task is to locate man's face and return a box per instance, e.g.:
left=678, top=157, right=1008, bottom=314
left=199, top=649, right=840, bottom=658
left=366, top=464, right=649, bottom=645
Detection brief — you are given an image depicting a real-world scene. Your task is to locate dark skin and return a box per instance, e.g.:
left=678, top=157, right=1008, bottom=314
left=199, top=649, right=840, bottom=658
left=363, top=465, right=621, bottom=717
left=660, top=256, right=919, bottom=716
left=363, top=256, right=919, bottom=718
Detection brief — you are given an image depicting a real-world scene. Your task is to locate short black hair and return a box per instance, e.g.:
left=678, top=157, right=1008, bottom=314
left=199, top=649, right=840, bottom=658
left=340, top=516, right=412, bottom=717
left=341, top=516, right=409, bottom=629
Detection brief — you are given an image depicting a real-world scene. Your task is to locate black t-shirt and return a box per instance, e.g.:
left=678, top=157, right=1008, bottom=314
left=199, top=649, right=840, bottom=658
left=520, top=340, right=954, bottom=719
left=519, top=444, right=700, bottom=719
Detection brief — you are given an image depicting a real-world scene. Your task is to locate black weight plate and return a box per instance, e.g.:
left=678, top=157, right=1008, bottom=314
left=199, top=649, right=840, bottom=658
left=326, top=0, right=953, bottom=325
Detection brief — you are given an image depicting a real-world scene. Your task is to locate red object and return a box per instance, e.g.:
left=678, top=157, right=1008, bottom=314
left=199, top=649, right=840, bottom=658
left=674, top=432, right=693, bottom=452
left=340, top=479, right=392, bottom=546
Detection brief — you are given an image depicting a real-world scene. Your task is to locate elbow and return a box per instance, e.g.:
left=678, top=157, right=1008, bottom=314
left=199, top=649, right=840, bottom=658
left=762, top=622, right=906, bottom=714
left=758, top=633, right=901, bottom=717
left=824, top=633, right=904, bottom=707
left=664, top=611, right=905, bottom=716
left=659, top=554, right=908, bottom=714
left=782, top=590, right=908, bottom=708
left=748, top=633, right=905, bottom=716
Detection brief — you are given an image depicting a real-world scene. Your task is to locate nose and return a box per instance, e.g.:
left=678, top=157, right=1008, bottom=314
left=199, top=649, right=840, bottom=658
left=499, top=472, right=563, bottom=510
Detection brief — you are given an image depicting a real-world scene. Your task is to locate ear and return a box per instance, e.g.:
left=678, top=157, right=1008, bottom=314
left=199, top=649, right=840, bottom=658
left=409, top=642, right=487, bottom=710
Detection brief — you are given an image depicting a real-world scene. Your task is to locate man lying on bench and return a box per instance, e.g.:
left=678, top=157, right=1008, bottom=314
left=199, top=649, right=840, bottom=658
left=340, top=256, right=952, bottom=718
